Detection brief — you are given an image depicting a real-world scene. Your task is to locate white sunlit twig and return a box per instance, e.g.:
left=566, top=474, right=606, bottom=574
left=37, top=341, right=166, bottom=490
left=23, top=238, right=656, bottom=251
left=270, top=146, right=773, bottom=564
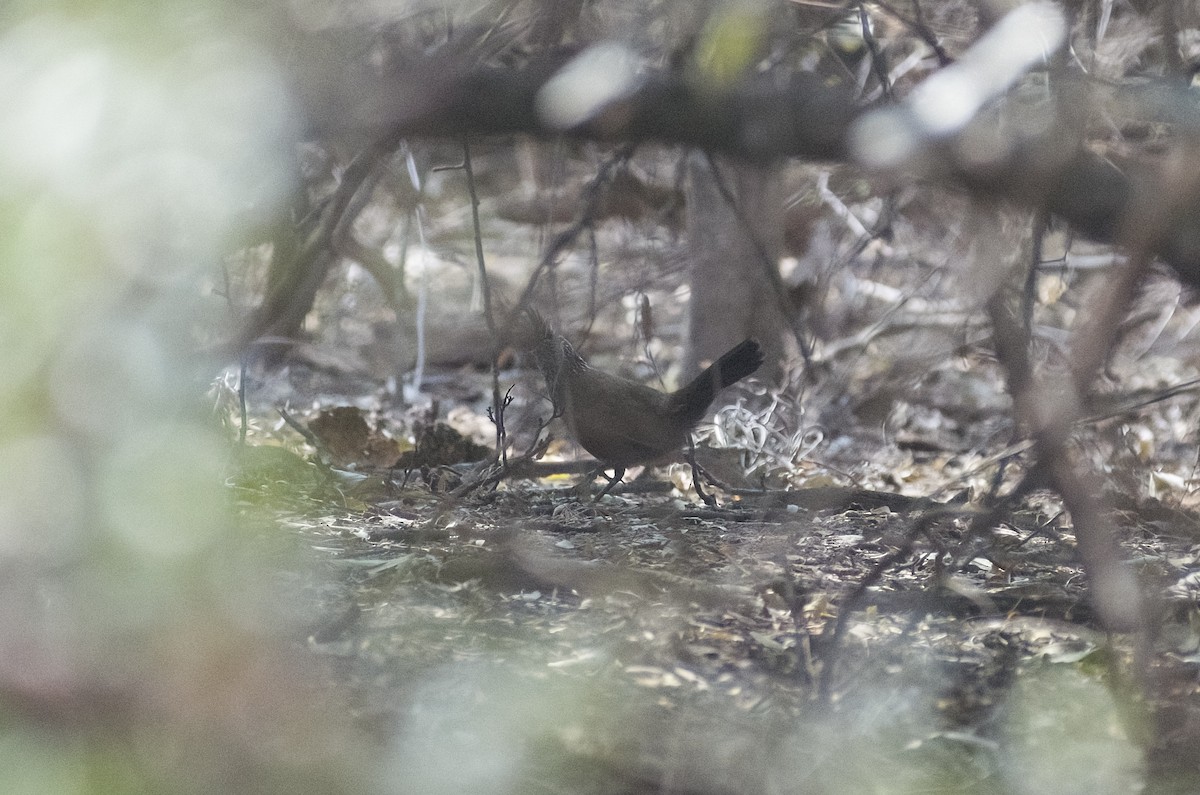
left=405, top=146, right=429, bottom=400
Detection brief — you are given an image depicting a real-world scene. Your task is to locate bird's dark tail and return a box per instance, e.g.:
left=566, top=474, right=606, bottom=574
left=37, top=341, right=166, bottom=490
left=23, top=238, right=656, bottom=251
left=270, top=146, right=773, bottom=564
left=711, top=339, right=764, bottom=388
left=671, top=339, right=763, bottom=424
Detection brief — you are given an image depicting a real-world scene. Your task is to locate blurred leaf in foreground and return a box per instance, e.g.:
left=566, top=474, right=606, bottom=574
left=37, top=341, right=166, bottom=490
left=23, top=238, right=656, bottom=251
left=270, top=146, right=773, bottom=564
left=0, top=3, right=379, bottom=793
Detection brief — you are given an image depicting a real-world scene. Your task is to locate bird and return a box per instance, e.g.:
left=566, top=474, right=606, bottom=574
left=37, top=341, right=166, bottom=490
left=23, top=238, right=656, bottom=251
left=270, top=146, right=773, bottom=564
left=524, top=310, right=763, bottom=498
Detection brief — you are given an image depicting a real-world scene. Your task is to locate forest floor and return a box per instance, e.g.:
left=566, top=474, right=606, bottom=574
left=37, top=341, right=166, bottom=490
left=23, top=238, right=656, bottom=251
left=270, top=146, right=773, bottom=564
left=228, top=306, right=1200, bottom=793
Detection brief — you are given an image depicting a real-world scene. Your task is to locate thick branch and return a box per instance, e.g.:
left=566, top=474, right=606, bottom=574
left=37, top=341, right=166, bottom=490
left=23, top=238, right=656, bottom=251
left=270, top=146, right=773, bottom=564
left=299, top=56, right=1200, bottom=290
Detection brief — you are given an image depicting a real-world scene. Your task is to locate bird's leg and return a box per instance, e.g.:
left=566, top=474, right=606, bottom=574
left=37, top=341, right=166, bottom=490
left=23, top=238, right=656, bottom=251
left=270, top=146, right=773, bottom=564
left=593, top=466, right=626, bottom=501
left=686, top=437, right=718, bottom=507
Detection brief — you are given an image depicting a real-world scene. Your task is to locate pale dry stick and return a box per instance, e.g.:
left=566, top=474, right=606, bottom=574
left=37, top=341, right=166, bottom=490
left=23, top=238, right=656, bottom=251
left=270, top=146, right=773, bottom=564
left=710, top=398, right=820, bottom=476
left=816, top=170, right=870, bottom=241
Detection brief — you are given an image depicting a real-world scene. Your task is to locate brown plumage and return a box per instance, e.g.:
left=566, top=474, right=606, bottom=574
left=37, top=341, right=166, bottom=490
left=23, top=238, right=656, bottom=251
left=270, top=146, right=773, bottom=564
left=526, top=311, right=763, bottom=497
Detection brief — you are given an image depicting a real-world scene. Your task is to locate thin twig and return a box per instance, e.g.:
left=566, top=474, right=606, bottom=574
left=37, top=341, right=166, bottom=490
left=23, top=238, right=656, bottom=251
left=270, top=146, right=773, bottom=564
left=1021, top=210, right=1049, bottom=332
left=460, top=137, right=507, bottom=460
left=238, top=362, right=248, bottom=446
left=500, top=145, right=638, bottom=336
left=819, top=506, right=965, bottom=703
left=859, top=3, right=894, bottom=102
left=873, top=0, right=953, bottom=67
left=278, top=408, right=321, bottom=451
left=233, top=143, right=388, bottom=353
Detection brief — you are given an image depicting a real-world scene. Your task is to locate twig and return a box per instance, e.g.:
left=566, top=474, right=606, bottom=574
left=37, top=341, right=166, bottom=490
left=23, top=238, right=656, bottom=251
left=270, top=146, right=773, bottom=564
left=458, top=137, right=509, bottom=459
left=486, top=385, right=517, bottom=468
left=444, top=437, right=552, bottom=501
left=873, top=0, right=952, bottom=67
left=686, top=436, right=717, bottom=507
left=446, top=404, right=559, bottom=501
left=238, top=362, right=248, bottom=446
left=1021, top=210, right=1049, bottom=332
left=330, top=156, right=409, bottom=309
left=500, top=145, right=638, bottom=335
left=232, top=143, right=389, bottom=353
left=818, top=505, right=963, bottom=703
left=278, top=408, right=321, bottom=451
left=858, top=3, right=894, bottom=102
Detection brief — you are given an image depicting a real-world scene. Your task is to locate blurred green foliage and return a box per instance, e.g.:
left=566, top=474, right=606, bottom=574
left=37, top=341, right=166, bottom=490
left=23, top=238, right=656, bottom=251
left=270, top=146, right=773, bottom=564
left=0, top=3, right=377, bottom=793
